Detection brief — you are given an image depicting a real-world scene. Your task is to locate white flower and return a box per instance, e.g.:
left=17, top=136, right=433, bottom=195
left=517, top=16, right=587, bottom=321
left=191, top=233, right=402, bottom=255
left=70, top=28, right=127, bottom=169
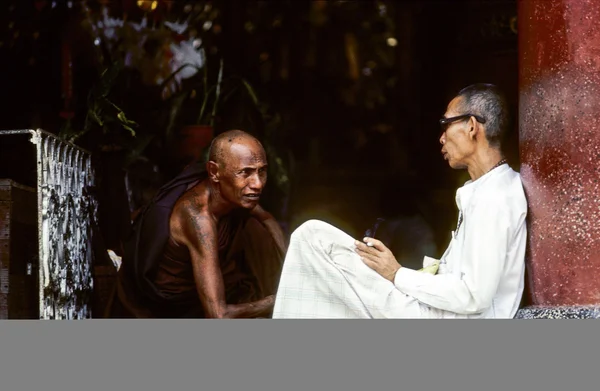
left=98, top=7, right=124, bottom=41
left=164, top=20, right=189, bottom=35
left=129, top=16, right=148, bottom=32
left=169, top=41, right=205, bottom=80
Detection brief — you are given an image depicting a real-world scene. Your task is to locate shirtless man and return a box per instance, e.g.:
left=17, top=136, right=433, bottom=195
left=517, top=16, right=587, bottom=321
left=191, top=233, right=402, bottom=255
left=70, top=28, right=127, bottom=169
left=110, top=130, right=286, bottom=318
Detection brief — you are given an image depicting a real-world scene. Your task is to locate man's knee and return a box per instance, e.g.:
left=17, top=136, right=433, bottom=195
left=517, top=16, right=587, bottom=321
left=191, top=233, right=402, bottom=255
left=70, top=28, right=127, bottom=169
left=291, top=219, right=331, bottom=241
left=290, top=219, right=354, bottom=253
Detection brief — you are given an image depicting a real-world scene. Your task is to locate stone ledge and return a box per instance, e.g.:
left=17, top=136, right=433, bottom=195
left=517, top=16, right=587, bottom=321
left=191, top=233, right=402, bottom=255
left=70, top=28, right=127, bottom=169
left=515, top=306, right=600, bottom=319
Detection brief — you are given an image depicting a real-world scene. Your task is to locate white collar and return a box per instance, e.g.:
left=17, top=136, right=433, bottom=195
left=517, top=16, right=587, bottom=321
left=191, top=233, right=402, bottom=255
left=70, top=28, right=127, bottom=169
left=455, top=164, right=509, bottom=211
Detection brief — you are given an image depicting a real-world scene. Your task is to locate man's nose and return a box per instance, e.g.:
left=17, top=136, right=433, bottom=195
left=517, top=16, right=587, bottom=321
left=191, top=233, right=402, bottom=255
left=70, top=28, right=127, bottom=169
left=249, top=173, right=265, bottom=190
left=439, top=132, right=446, bottom=145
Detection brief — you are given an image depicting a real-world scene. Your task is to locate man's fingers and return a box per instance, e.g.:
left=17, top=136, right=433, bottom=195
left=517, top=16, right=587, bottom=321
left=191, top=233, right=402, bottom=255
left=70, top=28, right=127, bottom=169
left=360, top=254, right=381, bottom=274
left=362, top=237, right=386, bottom=252
left=354, top=240, right=379, bottom=255
left=355, top=247, right=377, bottom=264
left=355, top=238, right=383, bottom=252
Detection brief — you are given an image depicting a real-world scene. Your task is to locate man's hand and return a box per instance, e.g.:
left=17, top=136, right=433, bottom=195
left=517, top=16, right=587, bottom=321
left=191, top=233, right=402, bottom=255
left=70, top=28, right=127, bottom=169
left=354, top=237, right=401, bottom=282
left=262, top=294, right=276, bottom=306
left=259, top=294, right=276, bottom=314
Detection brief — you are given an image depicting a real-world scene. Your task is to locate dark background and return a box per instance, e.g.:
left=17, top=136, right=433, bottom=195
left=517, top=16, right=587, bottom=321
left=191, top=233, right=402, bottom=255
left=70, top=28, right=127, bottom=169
left=0, top=0, right=518, bottom=259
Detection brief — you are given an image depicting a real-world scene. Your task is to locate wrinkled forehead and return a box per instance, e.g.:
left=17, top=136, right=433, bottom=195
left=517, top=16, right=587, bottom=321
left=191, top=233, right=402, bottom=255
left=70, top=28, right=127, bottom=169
left=223, top=141, right=267, bottom=169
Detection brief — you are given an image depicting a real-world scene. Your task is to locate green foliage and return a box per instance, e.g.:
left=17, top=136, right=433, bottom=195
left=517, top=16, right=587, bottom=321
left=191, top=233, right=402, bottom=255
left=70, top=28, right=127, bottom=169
left=59, top=62, right=140, bottom=146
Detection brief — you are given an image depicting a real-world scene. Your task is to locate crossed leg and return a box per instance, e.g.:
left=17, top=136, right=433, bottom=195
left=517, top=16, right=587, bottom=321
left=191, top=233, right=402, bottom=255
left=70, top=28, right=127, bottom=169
left=273, top=220, right=433, bottom=318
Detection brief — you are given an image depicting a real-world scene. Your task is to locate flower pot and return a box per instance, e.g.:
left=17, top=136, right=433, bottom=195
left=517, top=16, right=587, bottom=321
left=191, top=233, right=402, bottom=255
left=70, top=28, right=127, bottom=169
left=176, top=125, right=214, bottom=164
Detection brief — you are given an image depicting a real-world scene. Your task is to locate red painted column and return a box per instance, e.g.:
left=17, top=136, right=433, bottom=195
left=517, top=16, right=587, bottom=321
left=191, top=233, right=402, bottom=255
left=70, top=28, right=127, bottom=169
left=518, top=0, right=600, bottom=317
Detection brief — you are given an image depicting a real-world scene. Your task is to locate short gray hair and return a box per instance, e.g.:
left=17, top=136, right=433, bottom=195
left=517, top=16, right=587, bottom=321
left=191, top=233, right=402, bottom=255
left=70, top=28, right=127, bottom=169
left=456, top=83, right=510, bottom=148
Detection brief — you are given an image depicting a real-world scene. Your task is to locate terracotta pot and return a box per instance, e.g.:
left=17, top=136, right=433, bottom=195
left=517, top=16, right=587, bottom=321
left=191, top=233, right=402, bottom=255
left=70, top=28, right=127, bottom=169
left=176, top=125, right=214, bottom=163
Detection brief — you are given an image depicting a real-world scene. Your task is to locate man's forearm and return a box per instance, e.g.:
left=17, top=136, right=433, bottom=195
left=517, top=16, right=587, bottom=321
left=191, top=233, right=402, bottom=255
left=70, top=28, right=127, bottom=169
left=222, top=299, right=274, bottom=318
left=205, top=296, right=274, bottom=319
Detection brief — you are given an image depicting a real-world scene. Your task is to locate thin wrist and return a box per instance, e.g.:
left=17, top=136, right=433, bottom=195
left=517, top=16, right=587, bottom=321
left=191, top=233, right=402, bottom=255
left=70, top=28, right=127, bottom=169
left=386, top=265, right=402, bottom=282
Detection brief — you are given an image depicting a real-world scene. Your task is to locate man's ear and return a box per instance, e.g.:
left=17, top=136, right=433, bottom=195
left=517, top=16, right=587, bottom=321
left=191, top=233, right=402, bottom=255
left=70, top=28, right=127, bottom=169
left=207, top=161, right=220, bottom=182
left=468, top=116, right=480, bottom=141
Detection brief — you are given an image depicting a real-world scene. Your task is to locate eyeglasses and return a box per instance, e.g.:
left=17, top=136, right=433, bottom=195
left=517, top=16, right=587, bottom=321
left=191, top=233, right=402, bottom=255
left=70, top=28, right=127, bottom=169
left=439, top=114, right=486, bottom=133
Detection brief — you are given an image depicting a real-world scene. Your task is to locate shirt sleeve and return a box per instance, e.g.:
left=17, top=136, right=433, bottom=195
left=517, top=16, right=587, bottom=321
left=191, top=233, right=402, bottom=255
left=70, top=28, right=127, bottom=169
left=393, top=199, right=510, bottom=315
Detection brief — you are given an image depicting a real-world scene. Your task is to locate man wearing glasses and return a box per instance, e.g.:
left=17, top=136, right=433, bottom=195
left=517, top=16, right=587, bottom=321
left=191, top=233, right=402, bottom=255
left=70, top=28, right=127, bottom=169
left=272, top=84, right=528, bottom=319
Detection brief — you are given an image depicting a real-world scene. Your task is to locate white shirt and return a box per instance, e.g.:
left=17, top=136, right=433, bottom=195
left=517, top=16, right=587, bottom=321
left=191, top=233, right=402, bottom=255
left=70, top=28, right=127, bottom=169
left=393, top=164, right=528, bottom=318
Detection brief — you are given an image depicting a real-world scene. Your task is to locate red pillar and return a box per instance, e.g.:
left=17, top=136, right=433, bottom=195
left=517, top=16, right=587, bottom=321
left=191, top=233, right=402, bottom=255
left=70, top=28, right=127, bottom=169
left=517, top=0, right=600, bottom=318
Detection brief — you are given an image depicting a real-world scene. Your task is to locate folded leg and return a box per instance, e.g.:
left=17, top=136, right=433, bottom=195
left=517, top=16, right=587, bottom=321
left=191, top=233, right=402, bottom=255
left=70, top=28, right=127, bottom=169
left=273, top=220, right=435, bottom=318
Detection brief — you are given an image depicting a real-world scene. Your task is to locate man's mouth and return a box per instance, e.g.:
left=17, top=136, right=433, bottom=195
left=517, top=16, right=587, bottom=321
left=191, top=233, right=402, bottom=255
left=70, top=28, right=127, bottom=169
left=243, top=194, right=261, bottom=200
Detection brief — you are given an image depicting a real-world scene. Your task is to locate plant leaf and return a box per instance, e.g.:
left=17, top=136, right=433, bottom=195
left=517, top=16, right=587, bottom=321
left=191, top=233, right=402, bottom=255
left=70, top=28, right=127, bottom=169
left=89, top=109, right=104, bottom=126
left=121, top=123, right=137, bottom=137
left=117, top=110, right=138, bottom=126
left=240, top=79, right=260, bottom=106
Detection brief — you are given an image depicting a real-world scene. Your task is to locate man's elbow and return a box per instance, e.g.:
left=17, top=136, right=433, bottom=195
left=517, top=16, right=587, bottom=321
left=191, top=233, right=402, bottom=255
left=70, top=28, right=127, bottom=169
left=461, top=296, right=493, bottom=315
left=448, top=291, right=493, bottom=315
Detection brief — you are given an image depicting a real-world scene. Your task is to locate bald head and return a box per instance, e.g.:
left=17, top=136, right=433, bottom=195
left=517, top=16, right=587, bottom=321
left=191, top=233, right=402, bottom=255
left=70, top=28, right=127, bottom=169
left=208, top=130, right=264, bottom=165
left=206, top=130, right=268, bottom=208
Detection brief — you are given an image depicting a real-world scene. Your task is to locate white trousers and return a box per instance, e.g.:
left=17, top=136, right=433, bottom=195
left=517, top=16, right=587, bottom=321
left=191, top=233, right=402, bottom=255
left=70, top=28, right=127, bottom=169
left=273, top=220, right=438, bottom=318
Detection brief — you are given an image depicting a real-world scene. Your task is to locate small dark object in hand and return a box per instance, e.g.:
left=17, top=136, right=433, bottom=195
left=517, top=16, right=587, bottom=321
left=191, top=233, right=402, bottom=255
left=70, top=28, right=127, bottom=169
left=364, top=218, right=385, bottom=239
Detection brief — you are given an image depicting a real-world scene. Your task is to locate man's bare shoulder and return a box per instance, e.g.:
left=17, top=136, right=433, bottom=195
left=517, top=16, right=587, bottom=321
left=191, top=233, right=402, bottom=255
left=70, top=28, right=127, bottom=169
left=170, top=182, right=213, bottom=240
left=174, top=181, right=209, bottom=212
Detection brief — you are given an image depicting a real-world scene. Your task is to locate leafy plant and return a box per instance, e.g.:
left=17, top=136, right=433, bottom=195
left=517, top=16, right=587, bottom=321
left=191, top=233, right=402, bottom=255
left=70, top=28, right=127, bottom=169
left=59, top=62, right=139, bottom=145
left=163, top=58, right=252, bottom=141
left=196, top=58, right=224, bottom=127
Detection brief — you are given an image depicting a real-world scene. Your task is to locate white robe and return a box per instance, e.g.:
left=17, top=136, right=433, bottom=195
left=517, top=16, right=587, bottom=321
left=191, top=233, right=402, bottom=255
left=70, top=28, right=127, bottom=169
left=273, top=164, right=528, bottom=319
